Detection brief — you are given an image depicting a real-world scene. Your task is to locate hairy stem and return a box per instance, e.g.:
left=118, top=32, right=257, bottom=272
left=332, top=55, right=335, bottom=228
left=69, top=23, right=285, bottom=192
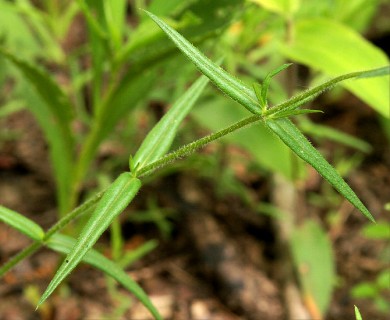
left=0, top=242, right=42, bottom=276
left=44, top=191, right=103, bottom=240
left=0, top=192, right=103, bottom=277
left=137, top=114, right=263, bottom=177
left=264, top=66, right=389, bottom=118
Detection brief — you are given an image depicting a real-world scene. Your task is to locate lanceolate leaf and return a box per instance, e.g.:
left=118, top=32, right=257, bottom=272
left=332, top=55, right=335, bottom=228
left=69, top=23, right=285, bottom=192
left=260, top=63, right=292, bottom=108
left=250, top=0, right=301, bottom=16
left=144, top=10, right=261, bottom=115
left=291, top=220, right=335, bottom=315
left=0, top=206, right=44, bottom=241
left=103, top=0, right=127, bottom=49
left=265, top=118, right=375, bottom=222
left=147, top=11, right=382, bottom=221
left=271, top=108, right=323, bottom=119
left=38, top=173, right=142, bottom=307
left=76, top=0, right=107, bottom=39
left=133, top=74, right=210, bottom=172
left=354, top=305, right=363, bottom=320
left=145, top=11, right=387, bottom=221
left=47, top=234, right=161, bottom=320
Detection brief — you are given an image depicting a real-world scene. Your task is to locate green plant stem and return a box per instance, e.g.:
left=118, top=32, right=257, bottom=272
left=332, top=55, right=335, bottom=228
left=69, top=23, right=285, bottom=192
left=0, top=242, right=42, bottom=276
left=44, top=190, right=104, bottom=240
left=137, top=114, right=263, bottom=177
left=264, top=67, right=388, bottom=118
left=0, top=191, right=103, bottom=277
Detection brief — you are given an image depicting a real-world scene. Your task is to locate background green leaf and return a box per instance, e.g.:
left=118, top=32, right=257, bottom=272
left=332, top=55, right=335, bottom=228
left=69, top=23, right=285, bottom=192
left=250, top=0, right=301, bottom=16
left=0, top=1, right=40, bottom=60
left=0, top=50, right=74, bottom=124
left=103, top=0, right=127, bottom=49
left=133, top=74, right=209, bottom=172
left=361, top=222, right=390, bottom=240
left=72, top=69, right=155, bottom=199
left=291, top=220, right=335, bottom=315
left=281, top=19, right=390, bottom=117
left=0, top=49, right=75, bottom=214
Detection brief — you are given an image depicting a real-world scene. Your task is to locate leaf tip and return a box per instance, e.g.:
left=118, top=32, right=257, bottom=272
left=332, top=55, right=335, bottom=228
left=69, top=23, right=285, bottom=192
left=36, top=295, right=46, bottom=311
left=367, top=214, right=376, bottom=224
left=142, top=9, right=154, bottom=18
left=361, top=206, right=376, bottom=223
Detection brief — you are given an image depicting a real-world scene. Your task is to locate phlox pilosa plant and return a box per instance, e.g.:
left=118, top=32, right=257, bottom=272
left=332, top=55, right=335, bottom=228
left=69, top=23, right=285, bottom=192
left=0, top=11, right=389, bottom=320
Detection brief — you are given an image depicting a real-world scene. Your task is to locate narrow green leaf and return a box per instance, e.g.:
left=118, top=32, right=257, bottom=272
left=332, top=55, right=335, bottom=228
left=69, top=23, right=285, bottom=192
left=145, top=12, right=383, bottom=221
left=0, top=48, right=73, bottom=124
left=265, top=118, right=375, bottom=222
left=81, top=0, right=109, bottom=112
left=287, top=109, right=323, bottom=116
left=117, top=2, right=240, bottom=67
left=132, top=74, right=209, bottom=172
left=250, top=0, right=301, bottom=16
left=260, top=63, right=292, bottom=108
left=76, top=0, right=107, bottom=39
left=253, top=82, right=263, bottom=106
left=0, top=48, right=75, bottom=214
left=354, top=305, right=363, bottom=320
left=299, top=120, right=372, bottom=153
left=118, top=240, right=159, bottom=268
left=37, top=173, right=142, bottom=307
left=23, top=86, right=74, bottom=214
left=0, top=1, right=41, bottom=59
left=357, top=65, right=390, bottom=79
left=0, top=206, right=44, bottom=241
left=271, top=108, right=323, bottom=119
left=103, top=0, right=126, bottom=49
left=144, top=10, right=261, bottom=115
left=73, top=70, right=155, bottom=196
left=47, top=234, right=161, bottom=320
left=291, top=220, right=335, bottom=315
left=281, top=19, right=390, bottom=117
left=117, top=5, right=227, bottom=66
